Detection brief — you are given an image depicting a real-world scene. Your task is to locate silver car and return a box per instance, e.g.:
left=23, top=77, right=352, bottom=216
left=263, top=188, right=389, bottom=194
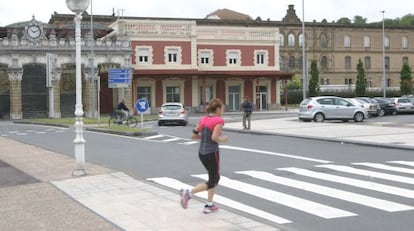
left=158, top=102, right=189, bottom=126
left=392, top=97, right=414, bottom=114
left=299, top=96, right=368, bottom=122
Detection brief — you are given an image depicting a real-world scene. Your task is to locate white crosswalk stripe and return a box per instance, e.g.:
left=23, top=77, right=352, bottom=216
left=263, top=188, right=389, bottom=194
left=317, top=164, right=414, bottom=185
left=147, top=177, right=291, bottom=224
left=192, top=174, right=356, bottom=219
left=279, top=167, right=414, bottom=199
left=236, top=170, right=414, bottom=212
left=388, top=160, right=414, bottom=167
left=353, top=162, right=414, bottom=174
left=148, top=161, right=414, bottom=226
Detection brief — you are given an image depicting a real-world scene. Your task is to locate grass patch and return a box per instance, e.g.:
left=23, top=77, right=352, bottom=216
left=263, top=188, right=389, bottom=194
left=23, top=115, right=158, bottom=126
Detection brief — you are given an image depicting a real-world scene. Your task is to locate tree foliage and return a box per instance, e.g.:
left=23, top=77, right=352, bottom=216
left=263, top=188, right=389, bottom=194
left=400, top=63, right=413, bottom=95
left=355, top=59, right=366, bottom=96
left=336, top=17, right=352, bottom=24
left=288, top=74, right=302, bottom=90
left=309, top=60, right=319, bottom=97
left=353, top=15, right=367, bottom=24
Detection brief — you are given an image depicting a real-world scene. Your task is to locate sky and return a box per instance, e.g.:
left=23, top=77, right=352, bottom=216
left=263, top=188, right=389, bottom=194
left=0, top=0, right=412, bottom=26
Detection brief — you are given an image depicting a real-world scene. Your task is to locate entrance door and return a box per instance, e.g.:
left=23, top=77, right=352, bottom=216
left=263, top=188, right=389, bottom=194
left=22, top=64, right=47, bottom=118
left=255, top=86, right=268, bottom=111
left=228, top=86, right=240, bottom=111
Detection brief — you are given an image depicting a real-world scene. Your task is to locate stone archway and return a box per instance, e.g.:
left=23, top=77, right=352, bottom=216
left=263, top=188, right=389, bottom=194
left=21, top=63, right=47, bottom=118
left=0, top=64, right=10, bottom=119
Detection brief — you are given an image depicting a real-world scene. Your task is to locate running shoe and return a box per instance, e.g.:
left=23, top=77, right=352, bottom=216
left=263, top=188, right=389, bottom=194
left=180, top=189, right=190, bottom=209
left=203, top=204, right=219, bottom=214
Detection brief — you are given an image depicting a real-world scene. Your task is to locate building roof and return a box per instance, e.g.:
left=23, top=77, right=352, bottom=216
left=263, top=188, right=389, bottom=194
left=205, top=8, right=253, bottom=21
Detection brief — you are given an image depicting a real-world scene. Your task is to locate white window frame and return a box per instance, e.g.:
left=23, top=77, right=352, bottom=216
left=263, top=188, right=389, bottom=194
left=363, top=36, right=371, bottom=48
left=164, top=46, right=182, bottom=64
left=299, top=33, right=304, bottom=47
left=254, top=50, right=268, bottom=66
left=402, top=36, right=409, bottom=49
left=226, top=50, right=241, bottom=66
left=279, top=34, right=285, bottom=47
left=344, top=35, right=351, bottom=48
left=384, top=36, right=390, bottom=48
left=135, top=46, right=153, bottom=64
left=288, top=33, right=295, bottom=47
left=198, top=49, right=213, bottom=66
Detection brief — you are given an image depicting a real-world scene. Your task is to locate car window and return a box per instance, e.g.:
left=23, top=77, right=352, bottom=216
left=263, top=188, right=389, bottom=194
left=162, top=105, right=182, bottom=110
left=335, top=98, right=350, bottom=106
left=300, top=99, right=311, bottom=105
left=398, top=98, right=409, bottom=103
left=317, top=98, right=334, bottom=105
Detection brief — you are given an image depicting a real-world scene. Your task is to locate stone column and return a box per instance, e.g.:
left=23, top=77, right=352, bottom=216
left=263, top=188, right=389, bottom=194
left=53, top=69, right=62, bottom=118
left=7, top=68, right=23, bottom=120
left=84, top=71, right=98, bottom=118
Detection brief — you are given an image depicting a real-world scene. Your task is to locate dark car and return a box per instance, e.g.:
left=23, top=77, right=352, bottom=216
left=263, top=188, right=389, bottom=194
left=373, top=98, right=397, bottom=116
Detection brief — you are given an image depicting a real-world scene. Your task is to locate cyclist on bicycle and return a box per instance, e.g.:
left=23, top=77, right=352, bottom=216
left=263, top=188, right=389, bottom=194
left=115, top=99, right=129, bottom=122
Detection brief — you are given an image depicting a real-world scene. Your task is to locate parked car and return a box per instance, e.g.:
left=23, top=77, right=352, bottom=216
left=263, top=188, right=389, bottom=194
left=158, top=102, right=189, bottom=126
left=373, top=97, right=397, bottom=116
left=356, top=97, right=380, bottom=117
left=392, top=97, right=414, bottom=114
left=298, top=96, right=368, bottom=122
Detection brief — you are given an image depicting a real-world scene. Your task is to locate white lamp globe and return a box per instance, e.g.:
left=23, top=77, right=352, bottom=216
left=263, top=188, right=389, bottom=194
left=66, top=0, right=90, bottom=13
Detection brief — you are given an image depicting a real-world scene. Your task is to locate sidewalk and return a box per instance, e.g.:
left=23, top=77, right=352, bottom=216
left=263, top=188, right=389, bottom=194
left=224, top=113, right=414, bottom=150
left=0, top=136, right=279, bottom=230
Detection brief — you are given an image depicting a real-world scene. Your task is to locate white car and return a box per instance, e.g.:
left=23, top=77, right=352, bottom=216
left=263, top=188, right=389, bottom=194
left=299, top=96, right=368, bottom=122
left=158, top=103, right=189, bottom=126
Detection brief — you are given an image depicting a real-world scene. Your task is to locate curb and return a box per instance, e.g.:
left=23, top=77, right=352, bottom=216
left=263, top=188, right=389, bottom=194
left=86, top=127, right=158, bottom=137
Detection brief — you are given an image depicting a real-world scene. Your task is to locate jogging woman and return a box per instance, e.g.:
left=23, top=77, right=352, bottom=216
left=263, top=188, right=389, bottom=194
left=180, top=98, right=228, bottom=214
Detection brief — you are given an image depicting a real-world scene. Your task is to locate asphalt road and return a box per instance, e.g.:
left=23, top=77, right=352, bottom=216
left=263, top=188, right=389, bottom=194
left=1, top=115, right=414, bottom=231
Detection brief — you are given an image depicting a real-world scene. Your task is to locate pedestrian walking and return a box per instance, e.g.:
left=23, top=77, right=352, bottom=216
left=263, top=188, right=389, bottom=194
left=180, top=98, right=229, bottom=214
left=241, top=96, right=253, bottom=130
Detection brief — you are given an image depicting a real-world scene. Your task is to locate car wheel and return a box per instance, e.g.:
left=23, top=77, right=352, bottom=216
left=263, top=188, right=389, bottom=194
left=379, top=108, right=385, bottom=117
left=313, top=113, right=325, bottom=122
left=354, top=112, right=364, bottom=122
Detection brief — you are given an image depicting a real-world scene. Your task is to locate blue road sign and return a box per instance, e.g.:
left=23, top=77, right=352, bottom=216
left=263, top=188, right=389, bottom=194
left=136, top=98, right=149, bottom=113
left=108, top=68, right=132, bottom=88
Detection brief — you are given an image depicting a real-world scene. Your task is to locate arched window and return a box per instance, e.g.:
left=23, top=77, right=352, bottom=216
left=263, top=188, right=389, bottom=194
left=344, top=35, right=351, bottom=48
left=320, top=56, right=328, bottom=69
left=320, top=33, right=328, bottom=49
left=299, top=33, right=304, bottom=47
left=288, top=56, right=295, bottom=69
left=279, top=56, right=286, bottom=71
left=298, top=56, right=303, bottom=70
left=288, top=33, right=295, bottom=47
left=279, top=34, right=285, bottom=47
left=402, top=36, right=408, bottom=49
left=384, top=36, right=390, bottom=48
left=364, top=56, right=371, bottom=69
left=363, top=36, right=371, bottom=48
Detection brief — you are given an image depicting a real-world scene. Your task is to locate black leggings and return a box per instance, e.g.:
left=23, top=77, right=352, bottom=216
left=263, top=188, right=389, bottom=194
left=199, top=151, right=220, bottom=189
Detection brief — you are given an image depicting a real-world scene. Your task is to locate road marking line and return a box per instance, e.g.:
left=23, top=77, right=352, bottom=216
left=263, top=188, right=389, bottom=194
left=144, top=134, right=164, bottom=140
left=147, top=177, right=291, bottom=224
left=317, top=164, right=414, bottom=185
left=388, top=161, right=414, bottom=167
left=192, top=174, right=356, bottom=219
left=220, top=145, right=332, bottom=163
left=279, top=167, right=414, bottom=199
left=161, top=137, right=181, bottom=142
left=179, top=141, right=198, bottom=145
left=352, top=162, right=414, bottom=175
left=238, top=170, right=413, bottom=212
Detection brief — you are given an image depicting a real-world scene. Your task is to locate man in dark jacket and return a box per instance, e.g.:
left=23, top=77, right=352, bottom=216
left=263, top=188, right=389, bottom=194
left=116, top=99, right=129, bottom=122
left=241, top=96, right=253, bottom=130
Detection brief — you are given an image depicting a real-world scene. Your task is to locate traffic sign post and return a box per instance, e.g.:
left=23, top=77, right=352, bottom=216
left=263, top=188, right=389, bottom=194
left=135, top=98, right=149, bottom=128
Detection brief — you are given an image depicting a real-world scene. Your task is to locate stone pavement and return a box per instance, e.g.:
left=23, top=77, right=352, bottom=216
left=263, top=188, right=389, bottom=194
left=2, top=111, right=414, bottom=231
left=0, top=135, right=279, bottom=231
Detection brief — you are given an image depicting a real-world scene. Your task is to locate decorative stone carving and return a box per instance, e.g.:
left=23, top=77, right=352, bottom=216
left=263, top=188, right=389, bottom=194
left=7, top=69, right=23, bottom=82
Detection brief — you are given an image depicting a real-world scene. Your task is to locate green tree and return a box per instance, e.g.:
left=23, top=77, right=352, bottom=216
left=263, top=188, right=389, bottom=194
left=353, top=15, right=367, bottom=24
left=355, top=59, right=366, bottom=96
left=336, top=17, right=352, bottom=24
left=309, top=60, right=319, bottom=96
left=400, top=63, right=413, bottom=95
left=288, top=74, right=302, bottom=90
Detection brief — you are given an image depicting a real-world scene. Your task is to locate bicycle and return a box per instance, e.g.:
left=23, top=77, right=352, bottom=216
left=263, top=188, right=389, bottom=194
left=108, top=111, right=138, bottom=127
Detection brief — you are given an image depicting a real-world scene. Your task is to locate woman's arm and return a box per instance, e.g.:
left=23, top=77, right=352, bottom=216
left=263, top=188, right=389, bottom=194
left=211, top=124, right=228, bottom=143
left=191, top=126, right=201, bottom=140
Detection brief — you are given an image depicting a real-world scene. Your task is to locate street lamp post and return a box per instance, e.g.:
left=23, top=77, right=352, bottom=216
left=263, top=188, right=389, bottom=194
left=302, top=0, right=307, bottom=99
left=381, top=10, right=386, bottom=97
left=66, top=0, right=90, bottom=176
